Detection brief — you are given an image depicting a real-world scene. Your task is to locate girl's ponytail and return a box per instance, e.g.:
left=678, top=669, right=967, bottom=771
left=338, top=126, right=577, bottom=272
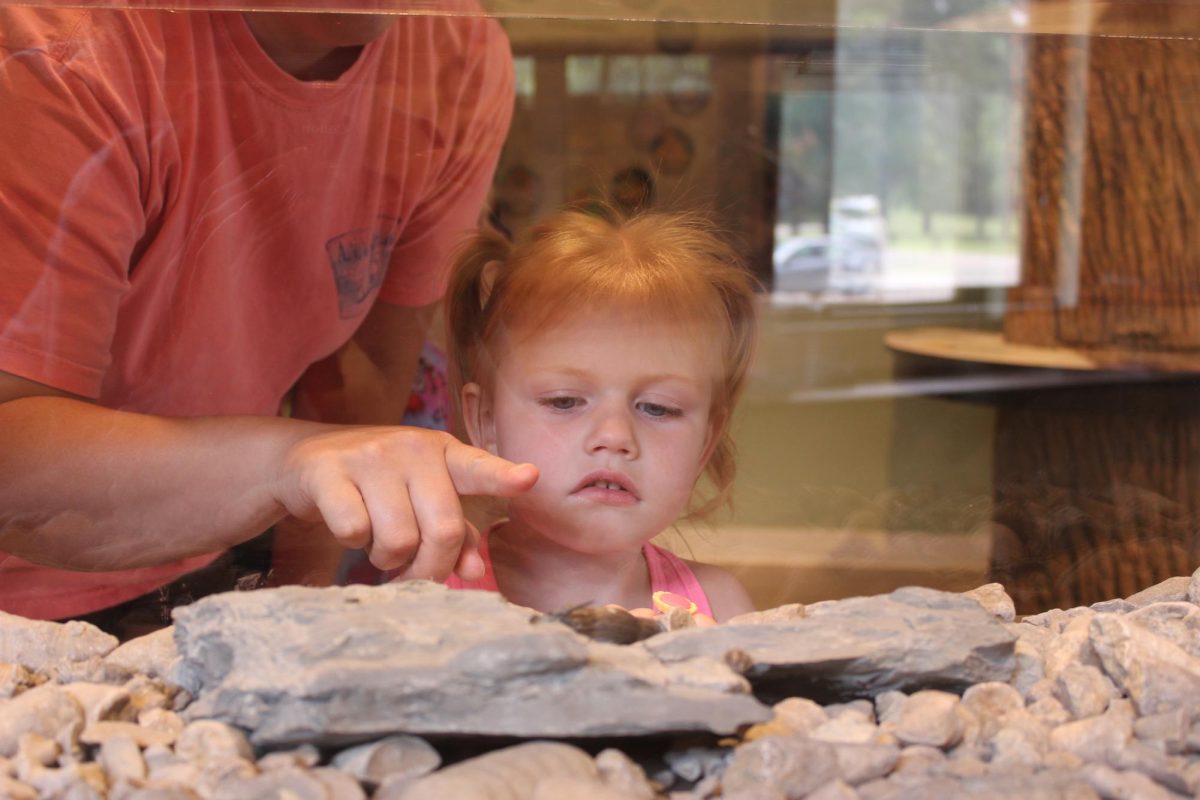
left=445, top=226, right=512, bottom=391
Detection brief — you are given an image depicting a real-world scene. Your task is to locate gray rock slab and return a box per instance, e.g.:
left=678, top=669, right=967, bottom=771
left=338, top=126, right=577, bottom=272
left=647, top=587, right=1016, bottom=702
left=0, top=611, right=117, bottom=672
left=172, top=582, right=769, bottom=747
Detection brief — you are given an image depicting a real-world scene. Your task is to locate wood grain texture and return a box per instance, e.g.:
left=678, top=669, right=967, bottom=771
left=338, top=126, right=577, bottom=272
left=992, top=28, right=1200, bottom=612
left=1007, top=33, right=1200, bottom=358
left=989, top=382, right=1200, bottom=614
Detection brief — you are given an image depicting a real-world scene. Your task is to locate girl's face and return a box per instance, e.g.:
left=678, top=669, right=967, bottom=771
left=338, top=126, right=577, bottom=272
left=463, top=307, right=724, bottom=556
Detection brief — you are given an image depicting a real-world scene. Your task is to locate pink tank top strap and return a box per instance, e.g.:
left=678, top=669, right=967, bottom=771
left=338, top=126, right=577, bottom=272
left=642, top=543, right=713, bottom=618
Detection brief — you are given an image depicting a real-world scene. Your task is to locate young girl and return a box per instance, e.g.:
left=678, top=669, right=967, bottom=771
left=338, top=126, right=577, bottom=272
left=443, top=207, right=759, bottom=622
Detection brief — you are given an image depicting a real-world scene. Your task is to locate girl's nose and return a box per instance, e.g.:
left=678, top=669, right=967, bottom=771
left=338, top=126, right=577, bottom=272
left=586, top=406, right=638, bottom=458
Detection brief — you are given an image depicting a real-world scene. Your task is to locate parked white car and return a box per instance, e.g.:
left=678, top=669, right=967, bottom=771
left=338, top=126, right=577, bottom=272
left=772, top=236, right=832, bottom=293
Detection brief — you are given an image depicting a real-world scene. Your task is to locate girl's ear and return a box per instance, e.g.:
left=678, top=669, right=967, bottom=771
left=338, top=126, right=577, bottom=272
left=461, top=382, right=498, bottom=455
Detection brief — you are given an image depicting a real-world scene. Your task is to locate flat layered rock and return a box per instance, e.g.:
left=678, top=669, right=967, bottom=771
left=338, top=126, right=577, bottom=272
left=0, top=611, right=117, bottom=672
left=172, top=582, right=769, bottom=748
left=646, top=587, right=1017, bottom=702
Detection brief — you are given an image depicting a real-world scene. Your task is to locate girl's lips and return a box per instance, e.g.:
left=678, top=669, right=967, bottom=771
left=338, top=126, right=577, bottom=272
left=572, top=471, right=640, bottom=501
left=574, top=483, right=640, bottom=507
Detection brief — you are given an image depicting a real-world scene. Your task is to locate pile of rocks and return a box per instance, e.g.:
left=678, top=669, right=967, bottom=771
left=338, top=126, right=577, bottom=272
left=1, top=574, right=1200, bottom=798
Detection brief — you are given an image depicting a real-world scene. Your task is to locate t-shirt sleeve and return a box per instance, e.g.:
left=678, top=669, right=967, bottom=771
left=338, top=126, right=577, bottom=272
left=0, top=36, right=143, bottom=397
left=376, top=16, right=515, bottom=308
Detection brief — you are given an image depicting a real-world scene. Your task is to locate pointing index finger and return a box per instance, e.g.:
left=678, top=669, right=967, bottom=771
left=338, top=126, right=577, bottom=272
left=446, top=440, right=538, bottom=498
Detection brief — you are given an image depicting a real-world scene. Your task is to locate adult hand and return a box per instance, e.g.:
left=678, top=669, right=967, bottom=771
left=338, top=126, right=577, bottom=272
left=273, top=426, right=537, bottom=580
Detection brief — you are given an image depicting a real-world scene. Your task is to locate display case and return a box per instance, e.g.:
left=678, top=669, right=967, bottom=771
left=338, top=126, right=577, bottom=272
left=4, top=1, right=1200, bottom=796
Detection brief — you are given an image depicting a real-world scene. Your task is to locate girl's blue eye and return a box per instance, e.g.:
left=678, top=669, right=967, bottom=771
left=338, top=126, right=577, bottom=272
left=638, top=402, right=682, bottom=418
left=542, top=396, right=580, bottom=411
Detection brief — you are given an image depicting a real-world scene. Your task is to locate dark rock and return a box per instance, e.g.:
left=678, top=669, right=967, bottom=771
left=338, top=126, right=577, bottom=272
left=647, top=587, right=1016, bottom=702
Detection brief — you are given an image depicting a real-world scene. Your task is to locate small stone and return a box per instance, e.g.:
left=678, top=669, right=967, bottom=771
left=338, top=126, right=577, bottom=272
left=394, top=742, right=598, bottom=800
left=595, top=748, right=656, bottom=800
left=142, top=745, right=179, bottom=772
left=174, top=720, right=253, bottom=763
left=722, top=736, right=839, bottom=798
left=825, top=700, right=875, bottom=722
left=26, top=761, right=108, bottom=799
left=892, top=744, right=945, bottom=775
left=1027, top=696, right=1072, bottom=728
left=829, top=742, right=900, bottom=785
left=1134, top=709, right=1189, bottom=753
left=99, top=736, right=147, bottom=786
left=1042, top=750, right=1085, bottom=771
left=331, top=735, right=440, bottom=787
left=663, top=608, right=696, bottom=632
left=1043, top=614, right=1100, bottom=681
left=61, top=683, right=133, bottom=726
left=0, top=775, right=37, bottom=800
left=123, top=676, right=174, bottom=715
left=773, top=697, right=829, bottom=734
left=0, top=684, right=83, bottom=758
left=1188, top=566, right=1200, bottom=605
left=310, top=766, right=367, bottom=799
left=1054, top=663, right=1117, bottom=720
left=1090, top=599, right=1135, bottom=614
left=989, top=727, right=1044, bottom=769
left=888, top=690, right=963, bottom=749
left=1077, top=763, right=1179, bottom=800
left=811, top=715, right=882, bottom=745
left=104, top=627, right=178, bottom=682
left=14, top=732, right=59, bottom=778
left=82, top=721, right=175, bottom=750
left=960, top=682, right=1023, bottom=743
left=806, top=778, right=859, bottom=800
left=213, top=766, right=325, bottom=800
left=873, top=691, right=906, bottom=726
left=664, top=744, right=728, bottom=782
left=257, top=744, right=321, bottom=771
left=943, top=752, right=989, bottom=778
left=0, top=664, right=44, bottom=700
left=136, top=709, right=184, bottom=744
left=1011, top=638, right=1046, bottom=697
left=963, top=583, right=1016, bottom=622
left=1049, top=705, right=1132, bottom=763
left=533, top=775, right=644, bottom=800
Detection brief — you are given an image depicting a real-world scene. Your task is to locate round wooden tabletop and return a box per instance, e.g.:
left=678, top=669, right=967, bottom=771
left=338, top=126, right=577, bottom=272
left=884, top=326, right=1099, bottom=370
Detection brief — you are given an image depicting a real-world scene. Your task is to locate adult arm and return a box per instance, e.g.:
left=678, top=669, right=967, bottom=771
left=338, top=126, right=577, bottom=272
left=0, top=370, right=536, bottom=576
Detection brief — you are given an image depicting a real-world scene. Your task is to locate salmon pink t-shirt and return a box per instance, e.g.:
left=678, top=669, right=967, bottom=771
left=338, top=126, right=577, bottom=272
left=0, top=6, right=514, bottom=618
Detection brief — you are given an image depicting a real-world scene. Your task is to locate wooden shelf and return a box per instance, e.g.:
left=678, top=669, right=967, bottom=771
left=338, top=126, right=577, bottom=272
left=885, top=326, right=1099, bottom=371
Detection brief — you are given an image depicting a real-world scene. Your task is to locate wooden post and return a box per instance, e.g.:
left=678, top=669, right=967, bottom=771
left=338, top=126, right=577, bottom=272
left=994, top=15, right=1200, bottom=613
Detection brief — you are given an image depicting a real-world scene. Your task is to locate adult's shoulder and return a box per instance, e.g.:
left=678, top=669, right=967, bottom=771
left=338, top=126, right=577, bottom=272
left=393, top=0, right=512, bottom=66
left=0, top=7, right=183, bottom=64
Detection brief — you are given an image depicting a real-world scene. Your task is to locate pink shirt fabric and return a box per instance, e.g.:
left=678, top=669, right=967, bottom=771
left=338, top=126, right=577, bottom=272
left=0, top=6, right=513, bottom=618
left=445, top=524, right=715, bottom=618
